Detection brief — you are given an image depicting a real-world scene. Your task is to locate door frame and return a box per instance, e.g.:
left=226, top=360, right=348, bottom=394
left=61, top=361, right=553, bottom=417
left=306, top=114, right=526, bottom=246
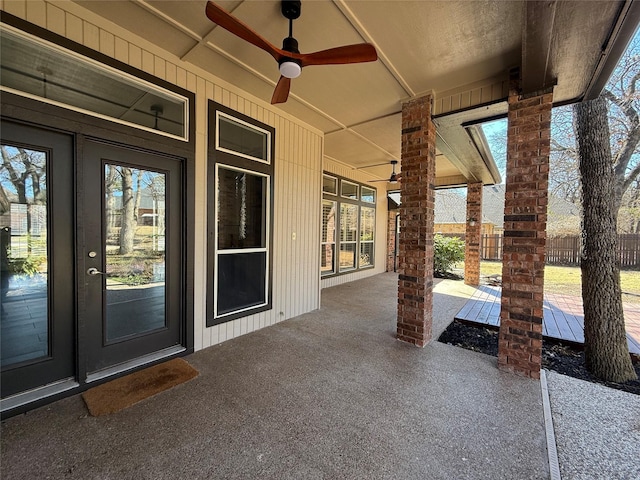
left=0, top=88, right=195, bottom=416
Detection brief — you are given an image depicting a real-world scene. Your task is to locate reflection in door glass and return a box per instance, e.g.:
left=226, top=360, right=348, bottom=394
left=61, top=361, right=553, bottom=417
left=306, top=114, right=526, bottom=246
left=0, top=145, right=49, bottom=367
left=104, top=165, right=166, bottom=341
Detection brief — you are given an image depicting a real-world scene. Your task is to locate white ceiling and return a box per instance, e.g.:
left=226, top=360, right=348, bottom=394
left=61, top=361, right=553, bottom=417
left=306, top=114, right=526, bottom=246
left=75, top=0, right=639, bottom=187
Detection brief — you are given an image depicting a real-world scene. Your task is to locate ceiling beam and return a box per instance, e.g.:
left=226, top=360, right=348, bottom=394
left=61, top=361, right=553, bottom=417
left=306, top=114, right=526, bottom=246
left=584, top=0, right=640, bottom=100
left=521, top=0, right=558, bottom=95
left=332, top=0, right=414, bottom=98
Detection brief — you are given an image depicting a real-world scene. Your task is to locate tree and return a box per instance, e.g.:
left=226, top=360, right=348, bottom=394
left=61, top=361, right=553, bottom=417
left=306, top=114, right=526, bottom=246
left=1, top=146, right=47, bottom=243
left=119, top=167, right=135, bottom=255
left=550, top=35, right=640, bottom=222
left=574, top=97, right=637, bottom=383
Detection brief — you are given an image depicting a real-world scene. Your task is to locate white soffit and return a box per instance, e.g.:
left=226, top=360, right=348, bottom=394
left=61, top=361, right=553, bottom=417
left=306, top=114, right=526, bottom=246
left=67, top=0, right=640, bottom=185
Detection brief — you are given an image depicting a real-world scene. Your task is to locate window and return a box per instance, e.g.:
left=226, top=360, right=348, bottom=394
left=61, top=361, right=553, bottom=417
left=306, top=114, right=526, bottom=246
left=341, top=180, right=358, bottom=199
left=0, top=26, right=188, bottom=140
left=323, top=174, right=337, bottom=195
left=360, top=207, right=375, bottom=267
left=321, top=200, right=337, bottom=275
left=340, top=203, right=358, bottom=271
left=207, top=103, right=274, bottom=325
left=321, top=174, right=376, bottom=276
left=361, top=186, right=376, bottom=203
left=216, top=112, right=270, bottom=163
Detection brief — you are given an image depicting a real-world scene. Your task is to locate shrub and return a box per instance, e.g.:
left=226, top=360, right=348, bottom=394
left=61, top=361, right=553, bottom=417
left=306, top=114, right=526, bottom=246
left=434, top=234, right=465, bottom=276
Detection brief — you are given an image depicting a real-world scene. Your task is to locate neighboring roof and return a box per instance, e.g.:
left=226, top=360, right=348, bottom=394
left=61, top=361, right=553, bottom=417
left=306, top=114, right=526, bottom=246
left=434, top=190, right=469, bottom=225
left=432, top=184, right=579, bottom=229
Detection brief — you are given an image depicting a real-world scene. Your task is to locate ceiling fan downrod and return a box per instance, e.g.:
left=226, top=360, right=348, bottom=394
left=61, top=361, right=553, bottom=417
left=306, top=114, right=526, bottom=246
left=279, top=1, right=302, bottom=78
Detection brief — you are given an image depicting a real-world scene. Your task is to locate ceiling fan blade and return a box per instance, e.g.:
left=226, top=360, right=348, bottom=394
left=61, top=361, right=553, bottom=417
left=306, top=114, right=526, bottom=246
left=271, top=76, right=291, bottom=104
left=354, top=161, right=394, bottom=170
left=206, top=1, right=284, bottom=62
left=298, top=43, right=377, bottom=67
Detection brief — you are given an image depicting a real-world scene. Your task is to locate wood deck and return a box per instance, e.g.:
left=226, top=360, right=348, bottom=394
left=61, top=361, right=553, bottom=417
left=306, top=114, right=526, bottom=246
left=454, top=285, right=640, bottom=356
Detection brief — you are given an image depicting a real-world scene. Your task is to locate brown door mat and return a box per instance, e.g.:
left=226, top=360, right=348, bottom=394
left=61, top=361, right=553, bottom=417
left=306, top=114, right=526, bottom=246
left=82, top=358, right=198, bottom=416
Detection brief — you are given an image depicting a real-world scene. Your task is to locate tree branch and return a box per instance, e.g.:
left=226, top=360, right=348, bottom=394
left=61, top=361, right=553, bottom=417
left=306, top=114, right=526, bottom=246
left=622, top=161, right=640, bottom=194
left=602, top=88, right=640, bottom=181
left=602, top=89, right=639, bottom=127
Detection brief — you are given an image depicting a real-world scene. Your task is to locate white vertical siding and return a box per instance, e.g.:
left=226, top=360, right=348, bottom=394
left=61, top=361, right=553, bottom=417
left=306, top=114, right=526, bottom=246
left=3, top=0, right=323, bottom=351
left=321, top=157, right=389, bottom=289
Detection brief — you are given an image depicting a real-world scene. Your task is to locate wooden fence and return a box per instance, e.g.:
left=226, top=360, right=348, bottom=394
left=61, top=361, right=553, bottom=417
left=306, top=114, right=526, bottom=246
left=478, top=234, right=640, bottom=268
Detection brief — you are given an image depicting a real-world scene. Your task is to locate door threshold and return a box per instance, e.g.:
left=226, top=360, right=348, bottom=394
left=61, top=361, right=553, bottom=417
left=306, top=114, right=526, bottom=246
left=1, top=378, right=79, bottom=413
left=86, top=345, right=186, bottom=383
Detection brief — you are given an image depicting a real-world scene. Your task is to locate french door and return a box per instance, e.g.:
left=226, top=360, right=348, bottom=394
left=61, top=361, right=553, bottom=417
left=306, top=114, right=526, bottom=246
left=82, top=140, right=184, bottom=376
left=1, top=122, right=185, bottom=402
left=0, top=121, right=75, bottom=398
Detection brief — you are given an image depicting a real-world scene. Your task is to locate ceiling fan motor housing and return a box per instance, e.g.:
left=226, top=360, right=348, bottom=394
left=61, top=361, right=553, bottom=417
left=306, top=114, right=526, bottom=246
left=281, top=36, right=300, bottom=54
left=279, top=36, right=302, bottom=78
left=281, top=0, right=301, bottom=20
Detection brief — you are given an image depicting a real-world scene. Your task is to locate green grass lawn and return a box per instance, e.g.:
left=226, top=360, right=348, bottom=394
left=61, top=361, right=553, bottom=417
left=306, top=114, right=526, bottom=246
left=478, top=261, right=640, bottom=303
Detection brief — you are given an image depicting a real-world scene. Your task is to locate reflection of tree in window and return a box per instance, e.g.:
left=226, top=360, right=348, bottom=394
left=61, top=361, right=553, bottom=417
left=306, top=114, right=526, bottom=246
left=0, top=145, right=47, bottom=259
left=217, top=167, right=264, bottom=250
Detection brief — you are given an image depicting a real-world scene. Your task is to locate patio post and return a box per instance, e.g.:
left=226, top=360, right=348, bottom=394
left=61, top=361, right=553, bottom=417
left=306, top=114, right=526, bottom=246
left=397, top=94, right=436, bottom=347
left=498, top=71, right=553, bottom=379
left=464, top=182, right=483, bottom=286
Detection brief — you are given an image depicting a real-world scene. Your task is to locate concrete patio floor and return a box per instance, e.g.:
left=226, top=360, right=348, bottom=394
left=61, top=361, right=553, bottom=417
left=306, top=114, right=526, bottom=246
left=3, top=273, right=635, bottom=479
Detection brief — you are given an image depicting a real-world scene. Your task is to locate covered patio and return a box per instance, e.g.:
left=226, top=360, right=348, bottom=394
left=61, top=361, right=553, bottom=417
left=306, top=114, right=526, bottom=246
left=1, top=0, right=639, bottom=418
left=2, top=273, right=638, bottom=479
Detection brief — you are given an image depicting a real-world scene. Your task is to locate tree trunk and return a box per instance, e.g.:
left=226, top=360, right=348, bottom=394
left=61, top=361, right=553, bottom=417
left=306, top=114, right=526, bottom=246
left=0, top=183, right=10, bottom=216
left=133, top=170, right=142, bottom=226
left=574, top=97, right=637, bottom=383
left=119, top=167, right=135, bottom=255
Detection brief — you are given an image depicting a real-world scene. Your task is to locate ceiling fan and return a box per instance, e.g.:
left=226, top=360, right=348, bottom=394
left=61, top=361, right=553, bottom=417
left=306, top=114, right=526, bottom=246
left=367, top=160, right=402, bottom=183
left=205, top=1, right=378, bottom=104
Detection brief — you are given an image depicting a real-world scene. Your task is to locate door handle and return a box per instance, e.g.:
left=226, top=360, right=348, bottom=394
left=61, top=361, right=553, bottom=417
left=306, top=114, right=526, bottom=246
left=86, top=267, right=106, bottom=276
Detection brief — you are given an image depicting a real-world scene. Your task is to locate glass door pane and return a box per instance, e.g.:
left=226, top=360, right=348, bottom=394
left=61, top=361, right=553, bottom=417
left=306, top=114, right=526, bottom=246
left=1, top=121, right=74, bottom=401
left=104, top=165, right=166, bottom=342
left=0, top=145, right=49, bottom=366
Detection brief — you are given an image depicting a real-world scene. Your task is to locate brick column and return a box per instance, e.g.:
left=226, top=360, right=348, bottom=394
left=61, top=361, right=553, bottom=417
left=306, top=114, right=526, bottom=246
left=464, top=182, right=483, bottom=286
left=498, top=80, right=553, bottom=379
left=397, top=94, right=436, bottom=347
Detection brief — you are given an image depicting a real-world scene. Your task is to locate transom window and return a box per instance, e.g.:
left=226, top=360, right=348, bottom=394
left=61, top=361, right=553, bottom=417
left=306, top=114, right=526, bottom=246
left=0, top=26, right=188, bottom=141
left=323, top=175, right=338, bottom=195
left=341, top=180, right=358, bottom=199
left=361, top=186, right=376, bottom=203
left=216, top=112, right=271, bottom=163
left=207, top=103, right=274, bottom=325
left=321, top=174, right=376, bottom=276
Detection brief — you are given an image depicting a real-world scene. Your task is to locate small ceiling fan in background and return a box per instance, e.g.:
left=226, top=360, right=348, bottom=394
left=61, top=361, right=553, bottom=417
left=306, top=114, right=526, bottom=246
left=205, top=1, right=378, bottom=104
left=358, top=160, right=402, bottom=183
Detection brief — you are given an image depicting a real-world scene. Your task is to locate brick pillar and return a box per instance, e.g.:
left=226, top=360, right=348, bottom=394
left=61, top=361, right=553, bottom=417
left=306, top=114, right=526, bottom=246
left=397, top=94, right=436, bottom=347
left=464, top=182, right=483, bottom=286
left=498, top=79, right=553, bottom=379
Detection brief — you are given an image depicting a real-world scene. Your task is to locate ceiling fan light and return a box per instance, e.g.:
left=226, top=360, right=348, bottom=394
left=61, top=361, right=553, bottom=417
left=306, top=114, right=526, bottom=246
left=279, top=60, right=301, bottom=79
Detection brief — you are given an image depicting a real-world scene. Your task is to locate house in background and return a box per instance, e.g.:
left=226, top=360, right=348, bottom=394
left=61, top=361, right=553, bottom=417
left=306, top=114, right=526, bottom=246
left=432, top=184, right=580, bottom=237
left=1, top=0, right=638, bottom=416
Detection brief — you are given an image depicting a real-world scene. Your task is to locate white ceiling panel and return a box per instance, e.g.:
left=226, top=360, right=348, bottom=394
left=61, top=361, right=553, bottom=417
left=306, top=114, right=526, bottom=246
left=69, top=0, right=639, bottom=186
